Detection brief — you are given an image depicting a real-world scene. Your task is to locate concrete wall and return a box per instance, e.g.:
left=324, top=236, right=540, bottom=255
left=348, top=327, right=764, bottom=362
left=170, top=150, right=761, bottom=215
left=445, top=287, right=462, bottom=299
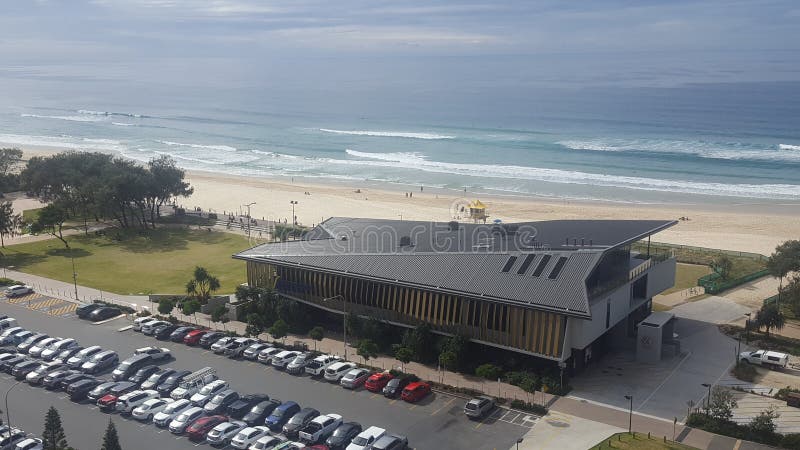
left=646, top=258, right=676, bottom=299
left=569, top=284, right=631, bottom=351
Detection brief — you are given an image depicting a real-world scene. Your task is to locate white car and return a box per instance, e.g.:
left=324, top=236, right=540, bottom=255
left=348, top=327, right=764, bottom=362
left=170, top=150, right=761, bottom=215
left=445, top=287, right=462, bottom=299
left=285, top=353, right=312, bottom=374
left=248, top=435, right=283, bottom=450
left=242, top=343, right=270, bottom=360
left=224, top=338, right=258, bottom=358
left=153, top=398, right=192, bottom=427
left=305, top=354, right=340, bottom=376
left=169, top=406, right=206, bottom=434
left=25, top=362, right=67, bottom=385
left=40, top=338, right=79, bottom=360
left=141, top=321, right=170, bottom=335
left=190, top=379, right=229, bottom=406
left=206, top=421, right=247, bottom=447
left=324, top=362, right=356, bottom=382
left=4, top=285, right=33, bottom=298
left=134, top=346, right=171, bottom=362
left=211, top=337, right=235, bottom=353
left=340, top=368, right=370, bottom=389
left=28, top=337, right=59, bottom=358
left=132, top=397, right=172, bottom=422
left=256, top=347, right=281, bottom=364
left=116, top=389, right=160, bottom=414
left=133, top=317, right=159, bottom=332
left=230, top=426, right=270, bottom=449
left=13, top=437, right=43, bottom=450
left=270, top=351, right=300, bottom=369
left=0, top=327, right=25, bottom=345
left=298, top=413, right=343, bottom=444
left=346, top=426, right=386, bottom=450
left=67, top=345, right=102, bottom=368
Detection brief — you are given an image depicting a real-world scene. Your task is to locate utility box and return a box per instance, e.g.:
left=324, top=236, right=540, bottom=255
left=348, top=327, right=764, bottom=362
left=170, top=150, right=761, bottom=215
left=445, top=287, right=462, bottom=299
left=636, top=311, right=676, bottom=363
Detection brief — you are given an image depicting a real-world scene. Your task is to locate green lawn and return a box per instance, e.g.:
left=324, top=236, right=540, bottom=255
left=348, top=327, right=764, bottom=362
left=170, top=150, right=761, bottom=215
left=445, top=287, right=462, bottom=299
left=1, top=227, right=257, bottom=295
left=661, top=263, right=712, bottom=295
left=21, top=207, right=42, bottom=224
left=591, top=433, right=697, bottom=450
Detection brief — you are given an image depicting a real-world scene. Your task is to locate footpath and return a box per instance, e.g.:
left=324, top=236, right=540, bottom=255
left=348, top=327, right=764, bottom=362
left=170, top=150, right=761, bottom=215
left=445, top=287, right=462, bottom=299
left=3, top=269, right=772, bottom=450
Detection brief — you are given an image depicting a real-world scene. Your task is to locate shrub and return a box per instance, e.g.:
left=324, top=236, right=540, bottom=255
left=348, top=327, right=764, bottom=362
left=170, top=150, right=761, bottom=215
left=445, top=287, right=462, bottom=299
left=475, top=363, right=503, bottom=380
left=782, top=433, right=800, bottom=449
left=776, top=387, right=800, bottom=401
left=0, top=278, right=23, bottom=286
left=509, top=400, right=548, bottom=415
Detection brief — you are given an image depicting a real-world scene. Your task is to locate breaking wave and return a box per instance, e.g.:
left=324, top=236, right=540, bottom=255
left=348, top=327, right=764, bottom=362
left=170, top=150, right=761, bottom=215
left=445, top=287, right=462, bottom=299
left=21, top=113, right=105, bottom=123
left=320, top=128, right=455, bottom=140
left=157, top=140, right=237, bottom=152
left=559, top=139, right=800, bottom=162
left=78, top=109, right=146, bottom=118
left=779, top=144, right=800, bottom=151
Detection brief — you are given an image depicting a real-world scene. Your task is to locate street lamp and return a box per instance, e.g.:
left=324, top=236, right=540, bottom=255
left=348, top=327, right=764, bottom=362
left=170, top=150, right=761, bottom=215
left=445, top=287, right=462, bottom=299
left=744, top=312, right=752, bottom=344
left=323, top=295, right=348, bottom=360
left=4, top=380, right=22, bottom=439
left=624, top=395, right=633, bottom=434
left=516, top=437, right=523, bottom=450
left=290, top=201, right=298, bottom=226
left=70, top=247, right=79, bottom=300
left=701, top=383, right=712, bottom=412
left=243, top=202, right=256, bottom=238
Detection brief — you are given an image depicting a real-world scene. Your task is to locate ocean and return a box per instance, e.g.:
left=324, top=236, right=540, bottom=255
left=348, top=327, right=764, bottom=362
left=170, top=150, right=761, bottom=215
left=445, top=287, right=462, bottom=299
left=1, top=76, right=799, bottom=205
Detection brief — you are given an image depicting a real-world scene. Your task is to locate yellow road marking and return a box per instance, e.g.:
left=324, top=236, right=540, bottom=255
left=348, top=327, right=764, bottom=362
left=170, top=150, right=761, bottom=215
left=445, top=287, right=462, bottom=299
left=29, top=298, right=62, bottom=310
left=389, top=399, right=397, bottom=405
left=48, top=303, right=78, bottom=316
left=733, top=440, right=742, bottom=450
left=431, top=397, right=455, bottom=416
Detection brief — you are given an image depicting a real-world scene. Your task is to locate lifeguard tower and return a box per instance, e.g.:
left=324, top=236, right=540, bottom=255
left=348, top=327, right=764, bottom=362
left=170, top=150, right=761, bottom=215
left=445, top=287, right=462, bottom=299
left=468, top=200, right=488, bottom=223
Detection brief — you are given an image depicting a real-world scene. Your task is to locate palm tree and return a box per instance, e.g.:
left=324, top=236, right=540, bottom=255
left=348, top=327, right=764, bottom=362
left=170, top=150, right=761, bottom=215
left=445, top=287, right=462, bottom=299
left=186, top=266, right=220, bottom=303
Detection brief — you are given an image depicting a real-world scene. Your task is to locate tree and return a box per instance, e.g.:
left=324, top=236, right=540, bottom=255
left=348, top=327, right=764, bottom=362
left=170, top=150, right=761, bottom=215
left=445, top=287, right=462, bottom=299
left=0, top=148, right=22, bottom=176
left=756, top=303, right=786, bottom=337
left=269, top=319, right=289, bottom=343
left=749, top=406, right=780, bottom=435
left=475, top=363, right=503, bottom=380
left=781, top=276, right=800, bottom=317
left=30, top=203, right=69, bottom=248
left=711, top=255, right=734, bottom=280
left=402, top=323, right=436, bottom=363
left=519, top=374, right=541, bottom=405
left=181, top=299, right=201, bottom=323
left=708, top=386, right=737, bottom=421
left=210, top=304, right=229, bottom=330
left=101, top=419, right=122, bottom=450
left=157, top=298, right=175, bottom=316
left=0, top=201, right=22, bottom=247
left=438, top=350, right=457, bottom=373
left=767, top=240, right=800, bottom=302
left=357, top=339, right=378, bottom=365
left=245, top=313, right=265, bottom=337
left=42, top=406, right=69, bottom=450
left=309, top=326, right=325, bottom=351
left=394, top=346, right=413, bottom=372
left=439, top=335, right=469, bottom=372
left=186, top=266, right=221, bottom=304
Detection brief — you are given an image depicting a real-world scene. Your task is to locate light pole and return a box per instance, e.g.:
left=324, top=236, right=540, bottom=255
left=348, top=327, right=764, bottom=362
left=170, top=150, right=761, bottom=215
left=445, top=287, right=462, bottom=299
left=70, top=246, right=79, bottom=300
left=4, top=380, right=22, bottom=439
left=701, top=383, right=712, bottom=413
left=744, top=312, right=751, bottom=344
left=624, top=395, right=633, bottom=434
left=516, top=437, right=523, bottom=450
left=323, top=295, right=347, bottom=360
left=289, top=201, right=298, bottom=226
left=243, top=202, right=256, bottom=238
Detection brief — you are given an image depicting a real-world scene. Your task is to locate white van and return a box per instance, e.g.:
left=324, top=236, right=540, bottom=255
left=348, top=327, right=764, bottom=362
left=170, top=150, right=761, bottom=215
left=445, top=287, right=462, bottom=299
left=0, top=318, right=19, bottom=332
left=324, top=362, right=356, bottom=382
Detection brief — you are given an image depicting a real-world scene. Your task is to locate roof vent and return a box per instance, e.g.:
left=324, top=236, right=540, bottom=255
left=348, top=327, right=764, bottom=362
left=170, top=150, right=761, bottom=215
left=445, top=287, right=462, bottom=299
left=399, top=236, right=413, bottom=247
left=339, top=235, right=348, bottom=241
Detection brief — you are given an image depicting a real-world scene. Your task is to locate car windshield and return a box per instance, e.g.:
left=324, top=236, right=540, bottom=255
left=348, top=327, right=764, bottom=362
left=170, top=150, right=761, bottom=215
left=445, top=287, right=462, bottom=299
left=147, top=373, right=163, bottom=382
left=352, top=436, right=369, bottom=445
left=176, top=411, right=194, bottom=421
left=465, top=403, right=478, bottom=410
left=387, top=379, right=400, bottom=387
left=271, top=408, right=286, bottom=418
left=333, top=426, right=351, bottom=437
left=307, top=361, right=321, bottom=368
left=288, top=415, right=304, bottom=424
left=165, top=401, right=187, bottom=413
left=199, top=383, right=218, bottom=395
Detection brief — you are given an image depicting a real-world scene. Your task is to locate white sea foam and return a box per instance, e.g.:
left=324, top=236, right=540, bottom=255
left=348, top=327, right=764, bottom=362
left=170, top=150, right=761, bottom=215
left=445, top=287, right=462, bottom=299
left=251, top=149, right=299, bottom=159
left=157, top=140, right=237, bottom=152
left=78, top=109, right=144, bottom=118
left=320, top=128, right=454, bottom=140
left=779, top=144, right=800, bottom=151
left=21, top=113, right=105, bottom=123
left=112, top=122, right=135, bottom=127
left=559, top=138, right=800, bottom=162
left=0, top=133, right=125, bottom=152
left=338, top=149, right=800, bottom=199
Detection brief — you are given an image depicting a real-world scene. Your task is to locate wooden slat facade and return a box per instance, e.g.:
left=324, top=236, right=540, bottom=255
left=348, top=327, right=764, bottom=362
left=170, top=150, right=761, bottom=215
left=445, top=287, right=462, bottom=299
left=247, top=262, right=566, bottom=358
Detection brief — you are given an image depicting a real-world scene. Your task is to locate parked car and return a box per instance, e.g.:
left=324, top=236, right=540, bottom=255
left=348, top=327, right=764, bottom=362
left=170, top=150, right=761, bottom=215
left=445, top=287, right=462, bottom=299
left=242, top=343, right=270, bottom=360
left=116, top=389, right=160, bottom=414
left=249, top=436, right=284, bottom=450
left=169, top=406, right=207, bottom=434
left=230, top=425, right=271, bottom=449
left=285, top=353, right=312, bottom=374
left=739, top=349, right=789, bottom=369
left=134, top=346, right=172, bottom=362
left=81, top=350, right=119, bottom=374
left=156, top=370, right=191, bottom=397
left=41, top=368, right=79, bottom=389
left=40, top=338, right=78, bottom=360
left=56, top=372, right=92, bottom=391
left=66, top=378, right=102, bottom=402
left=88, top=307, right=121, bottom=322
left=371, top=434, right=408, bottom=450
left=464, top=396, right=495, bottom=419
left=132, top=397, right=172, bottom=422
left=382, top=378, right=412, bottom=399
left=346, top=426, right=386, bottom=450
left=186, top=415, right=229, bottom=442
left=170, top=326, right=197, bottom=342
left=200, top=331, right=227, bottom=348
left=28, top=337, right=60, bottom=358
left=282, top=407, right=320, bottom=439
left=0, top=327, right=24, bottom=345
left=26, top=362, right=67, bottom=385
left=271, top=351, right=301, bottom=369
left=112, top=354, right=152, bottom=380
left=206, top=421, right=247, bottom=447
left=0, top=355, right=27, bottom=373
left=16, top=333, right=48, bottom=354
left=155, top=325, right=179, bottom=340
left=211, top=337, right=235, bottom=354
left=13, top=437, right=43, bottom=450
left=128, top=365, right=161, bottom=385
left=265, top=401, right=301, bottom=432
left=0, top=428, right=27, bottom=450
left=66, top=345, right=103, bottom=369
left=141, top=368, right=176, bottom=390
left=205, top=389, right=240, bottom=415
left=226, top=394, right=269, bottom=419
left=183, top=329, right=208, bottom=346
left=0, top=318, right=18, bottom=333
left=171, top=367, right=217, bottom=400
left=75, top=303, right=104, bottom=319
left=364, top=373, right=393, bottom=393
left=141, top=320, right=170, bottom=335
left=153, top=398, right=193, bottom=427
left=87, top=381, right=122, bottom=403
left=224, top=338, right=257, bottom=358
left=242, top=399, right=280, bottom=426
left=12, top=360, right=41, bottom=380
left=401, top=381, right=431, bottom=403
left=4, top=285, right=33, bottom=298
left=256, top=347, right=282, bottom=364
left=1, top=329, right=32, bottom=346
left=52, top=345, right=84, bottom=364
left=299, top=413, right=343, bottom=444
left=133, top=317, right=160, bottom=331
left=340, top=368, right=369, bottom=389
left=324, top=362, right=356, bottom=382
left=326, top=422, right=362, bottom=450
left=191, top=379, right=229, bottom=406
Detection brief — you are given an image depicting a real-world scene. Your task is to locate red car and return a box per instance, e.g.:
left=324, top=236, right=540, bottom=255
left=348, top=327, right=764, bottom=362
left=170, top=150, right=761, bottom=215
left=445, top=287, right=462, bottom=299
left=183, top=329, right=208, bottom=346
left=364, top=372, right=394, bottom=393
left=401, top=381, right=431, bottom=403
left=97, top=394, right=119, bottom=412
left=186, top=415, right=228, bottom=442
left=309, top=445, right=330, bottom=450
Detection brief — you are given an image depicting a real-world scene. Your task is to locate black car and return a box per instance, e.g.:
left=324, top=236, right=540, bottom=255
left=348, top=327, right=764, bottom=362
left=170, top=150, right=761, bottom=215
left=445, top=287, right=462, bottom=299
left=87, top=381, right=120, bottom=402
left=226, top=394, right=269, bottom=419
left=382, top=377, right=412, bottom=398
left=199, top=331, right=226, bottom=348
left=326, top=422, right=363, bottom=450
left=204, top=389, right=239, bottom=414
left=88, top=307, right=121, bottom=322
left=128, top=365, right=160, bottom=385
left=243, top=399, right=280, bottom=426
left=282, top=407, right=320, bottom=439
left=107, top=381, right=137, bottom=398
left=67, top=378, right=103, bottom=402
left=12, top=359, right=40, bottom=379
left=154, top=325, right=178, bottom=340
left=168, top=326, right=195, bottom=342
left=58, top=372, right=93, bottom=391
left=140, top=368, right=175, bottom=390
left=53, top=346, right=84, bottom=364
left=0, top=355, right=27, bottom=373
left=42, top=369, right=80, bottom=389
left=156, top=369, right=191, bottom=396
left=75, top=303, right=104, bottom=319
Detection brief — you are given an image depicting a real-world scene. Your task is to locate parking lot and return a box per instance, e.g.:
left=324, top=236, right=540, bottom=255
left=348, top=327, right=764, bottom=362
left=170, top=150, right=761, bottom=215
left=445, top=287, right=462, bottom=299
left=1, top=297, right=533, bottom=450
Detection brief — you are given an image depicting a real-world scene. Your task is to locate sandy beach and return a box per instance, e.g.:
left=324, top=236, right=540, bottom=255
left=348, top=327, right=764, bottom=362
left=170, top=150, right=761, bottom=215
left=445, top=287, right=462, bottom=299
left=15, top=146, right=800, bottom=255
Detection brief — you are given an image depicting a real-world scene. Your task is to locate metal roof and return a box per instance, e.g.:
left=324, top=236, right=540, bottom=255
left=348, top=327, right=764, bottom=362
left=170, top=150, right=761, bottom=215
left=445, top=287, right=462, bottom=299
left=234, top=217, right=676, bottom=318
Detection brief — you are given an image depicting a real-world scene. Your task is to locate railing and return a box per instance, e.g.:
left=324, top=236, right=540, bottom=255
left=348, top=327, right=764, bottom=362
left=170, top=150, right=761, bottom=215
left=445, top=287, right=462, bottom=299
left=588, top=255, right=673, bottom=300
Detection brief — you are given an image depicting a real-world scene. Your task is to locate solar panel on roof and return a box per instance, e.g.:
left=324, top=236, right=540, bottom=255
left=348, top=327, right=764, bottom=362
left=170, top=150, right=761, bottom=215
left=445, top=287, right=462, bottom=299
left=548, top=256, right=568, bottom=279
left=500, top=256, right=517, bottom=272
left=516, top=254, right=537, bottom=275
left=531, top=254, right=552, bottom=277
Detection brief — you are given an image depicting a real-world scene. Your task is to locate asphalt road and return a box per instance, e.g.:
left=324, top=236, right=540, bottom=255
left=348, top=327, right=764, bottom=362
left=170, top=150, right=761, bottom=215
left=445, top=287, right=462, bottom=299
left=0, top=300, right=533, bottom=450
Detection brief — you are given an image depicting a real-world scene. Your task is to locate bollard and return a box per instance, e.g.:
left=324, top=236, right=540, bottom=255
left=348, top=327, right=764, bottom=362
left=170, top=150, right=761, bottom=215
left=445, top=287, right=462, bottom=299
left=648, top=432, right=650, bottom=439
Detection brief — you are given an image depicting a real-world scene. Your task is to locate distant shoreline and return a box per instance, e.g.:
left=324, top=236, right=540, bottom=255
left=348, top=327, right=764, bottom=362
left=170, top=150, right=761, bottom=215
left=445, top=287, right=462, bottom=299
left=14, top=144, right=800, bottom=255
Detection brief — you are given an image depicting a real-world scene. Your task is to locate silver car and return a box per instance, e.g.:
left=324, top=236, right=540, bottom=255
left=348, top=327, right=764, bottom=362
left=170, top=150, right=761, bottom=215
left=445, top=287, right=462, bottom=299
left=464, top=396, right=495, bottom=419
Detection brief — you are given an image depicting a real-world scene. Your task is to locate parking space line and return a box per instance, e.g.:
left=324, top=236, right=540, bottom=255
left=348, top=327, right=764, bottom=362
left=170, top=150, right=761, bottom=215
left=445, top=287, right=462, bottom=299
left=431, top=397, right=455, bottom=416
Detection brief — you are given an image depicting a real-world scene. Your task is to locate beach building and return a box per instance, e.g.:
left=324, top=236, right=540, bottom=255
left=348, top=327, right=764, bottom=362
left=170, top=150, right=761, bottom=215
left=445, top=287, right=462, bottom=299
left=234, top=217, right=677, bottom=372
